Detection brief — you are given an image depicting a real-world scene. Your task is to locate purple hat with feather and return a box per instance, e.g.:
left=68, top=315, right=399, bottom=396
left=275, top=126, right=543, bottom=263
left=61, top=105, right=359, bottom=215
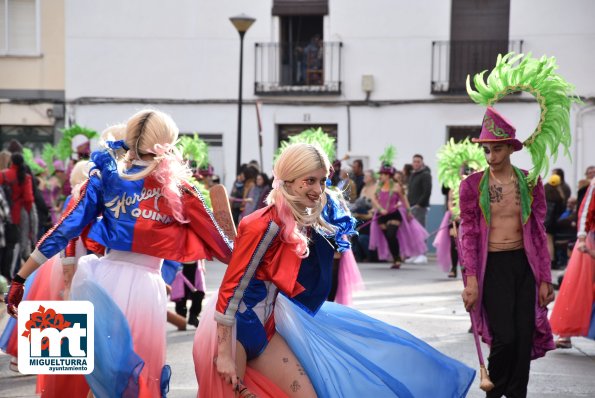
left=472, top=107, right=523, bottom=151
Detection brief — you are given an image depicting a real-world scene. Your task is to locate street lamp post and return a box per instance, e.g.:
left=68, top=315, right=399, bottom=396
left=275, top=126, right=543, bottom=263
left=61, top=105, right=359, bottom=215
left=229, top=14, right=256, bottom=175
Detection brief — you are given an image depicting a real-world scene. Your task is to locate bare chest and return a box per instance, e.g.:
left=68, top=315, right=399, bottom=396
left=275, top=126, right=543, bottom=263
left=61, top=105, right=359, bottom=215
left=489, top=182, right=521, bottom=220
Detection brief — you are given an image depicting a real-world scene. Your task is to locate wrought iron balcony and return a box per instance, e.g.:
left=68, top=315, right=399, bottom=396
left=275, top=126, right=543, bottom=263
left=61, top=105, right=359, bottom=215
left=431, top=40, right=524, bottom=94
left=254, top=41, right=342, bottom=95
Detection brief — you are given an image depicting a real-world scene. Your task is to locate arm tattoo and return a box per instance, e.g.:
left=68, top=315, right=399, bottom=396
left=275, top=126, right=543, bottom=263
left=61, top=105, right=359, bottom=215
left=217, top=327, right=229, bottom=345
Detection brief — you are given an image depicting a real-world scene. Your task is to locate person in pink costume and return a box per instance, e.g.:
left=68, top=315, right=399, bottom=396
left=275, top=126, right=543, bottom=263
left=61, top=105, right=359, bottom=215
left=370, top=162, right=427, bottom=269
left=393, top=172, right=429, bottom=259
left=550, top=177, right=595, bottom=348
left=369, top=163, right=406, bottom=268
left=460, top=107, right=555, bottom=397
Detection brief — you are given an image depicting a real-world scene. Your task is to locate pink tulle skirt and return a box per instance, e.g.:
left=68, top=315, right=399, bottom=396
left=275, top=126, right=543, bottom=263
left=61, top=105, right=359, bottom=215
left=550, top=233, right=595, bottom=338
left=193, top=296, right=289, bottom=398
left=171, top=260, right=206, bottom=301
left=397, top=207, right=429, bottom=258
left=369, top=215, right=391, bottom=261
left=369, top=207, right=429, bottom=261
left=432, top=211, right=453, bottom=273
left=335, top=249, right=365, bottom=306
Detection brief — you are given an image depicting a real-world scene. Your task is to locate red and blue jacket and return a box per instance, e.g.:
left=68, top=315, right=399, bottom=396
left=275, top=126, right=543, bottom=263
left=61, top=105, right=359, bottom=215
left=215, top=194, right=356, bottom=327
left=32, top=151, right=232, bottom=265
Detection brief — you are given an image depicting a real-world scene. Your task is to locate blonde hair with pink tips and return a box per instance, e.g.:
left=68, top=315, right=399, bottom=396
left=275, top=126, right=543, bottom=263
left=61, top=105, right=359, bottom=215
left=120, top=109, right=191, bottom=224
left=267, top=143, right=335, bottom=257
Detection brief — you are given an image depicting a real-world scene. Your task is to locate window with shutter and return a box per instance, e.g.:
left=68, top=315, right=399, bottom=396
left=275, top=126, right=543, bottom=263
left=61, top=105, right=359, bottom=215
left=0, top=0, right=39, bottom=56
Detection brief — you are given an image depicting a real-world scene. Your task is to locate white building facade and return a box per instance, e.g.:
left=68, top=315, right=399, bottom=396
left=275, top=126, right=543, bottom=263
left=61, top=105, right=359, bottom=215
left=64, top=0, right=595, bottom=232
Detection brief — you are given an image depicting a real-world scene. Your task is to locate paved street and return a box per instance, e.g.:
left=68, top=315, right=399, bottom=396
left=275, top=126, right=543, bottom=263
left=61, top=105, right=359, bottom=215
left=1, top=257, right=594, bottom=397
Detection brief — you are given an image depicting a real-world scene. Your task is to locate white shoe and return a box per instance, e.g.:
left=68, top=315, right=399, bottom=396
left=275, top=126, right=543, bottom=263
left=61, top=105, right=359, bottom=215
left=403, top=257, right=415, bottom=264
left=412, top=255, right=428, bottom=264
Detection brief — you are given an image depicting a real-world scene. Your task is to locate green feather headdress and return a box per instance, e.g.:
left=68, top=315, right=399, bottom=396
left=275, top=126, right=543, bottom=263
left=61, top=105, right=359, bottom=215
left=42, top=144, right=57, bottom=175
left=379, top=145, right=397, bottom=168
left=22, top=148, right=45, bottom=176
left=56, top=125, right=98, bottom=162
left=176, top=134, right=212, bottom=208
left=466, top=52, right=579, bottom=186
left=275, top=127, right=336, bottom=162
left=437, top=138, right=487, bottom=217
left=177, top=134, right=210, bottom=169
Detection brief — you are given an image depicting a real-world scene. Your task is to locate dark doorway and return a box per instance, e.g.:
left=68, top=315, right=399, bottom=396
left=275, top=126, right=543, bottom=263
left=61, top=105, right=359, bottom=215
left=447, top=125, right=481, bottom=143
left=277, top=124, right=337, bottom=149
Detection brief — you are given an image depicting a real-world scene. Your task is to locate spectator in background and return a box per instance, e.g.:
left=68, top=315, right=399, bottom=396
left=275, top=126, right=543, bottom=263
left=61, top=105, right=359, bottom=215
left=240, top=165, right=258, bottom=213
left=555, top=196, right=578, bottom=268
left=337, top=167, right=357, bottom=203
left=52, top=160, right=68, bottom=217
left=406, top=154, right=431, bottom=264
left=351, top=159, right=365, bottom=197
left=552, top=168, right=571, bottom=206
left=0, top=178, right=12, bottom=281
left=240, top=172, right=271, bottom=220
left=577, top=165, right=595, bottom=208
left=0, top=153, right=35, bottom=275
left=331, top=159, right=342, bottom=186
left=229, top=172, right=245, bottom=226
left=248, top=159, right=260, bottom=172
left=402, top=163, right=413, bottom=191
left=351, top=170, right=378, bottom=262
left=545, top=174, right=566, bottom=268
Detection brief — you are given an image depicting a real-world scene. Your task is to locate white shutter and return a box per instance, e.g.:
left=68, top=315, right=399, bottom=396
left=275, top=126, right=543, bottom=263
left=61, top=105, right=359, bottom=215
left=0, top=0, right=7, bottom=53
left=8, top=0, right=37, bottom=54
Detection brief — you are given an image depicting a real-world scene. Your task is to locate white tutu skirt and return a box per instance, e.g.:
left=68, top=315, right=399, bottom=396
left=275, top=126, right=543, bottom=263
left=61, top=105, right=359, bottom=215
left=72, top=250, right=169, bottom=398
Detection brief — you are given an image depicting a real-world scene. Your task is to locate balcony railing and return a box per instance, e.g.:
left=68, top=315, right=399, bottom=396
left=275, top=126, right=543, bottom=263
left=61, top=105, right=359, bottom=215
left=431, top=40, right=523, bottom=94
left=254, top=41, right=342, bottom=95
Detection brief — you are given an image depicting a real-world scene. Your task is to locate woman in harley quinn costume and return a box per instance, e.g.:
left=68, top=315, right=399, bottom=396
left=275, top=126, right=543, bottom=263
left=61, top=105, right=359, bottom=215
left=194, top=143, right=475, bottom=398
left=5, top=109, right=232, bottom=398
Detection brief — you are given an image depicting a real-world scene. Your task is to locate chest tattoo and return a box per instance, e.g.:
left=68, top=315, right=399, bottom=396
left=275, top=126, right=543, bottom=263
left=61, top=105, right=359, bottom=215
left=489, top=183, right=520, bottom=206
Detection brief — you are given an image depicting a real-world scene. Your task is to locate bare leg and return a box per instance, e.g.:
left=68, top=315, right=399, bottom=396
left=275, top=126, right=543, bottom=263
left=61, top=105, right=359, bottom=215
left=249, top=332, right=317, bottom=397
left=235, top=341, right=248, bottom=381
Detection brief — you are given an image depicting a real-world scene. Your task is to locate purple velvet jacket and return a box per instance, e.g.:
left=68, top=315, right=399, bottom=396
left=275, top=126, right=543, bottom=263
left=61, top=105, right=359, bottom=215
left=459, top=170, right=555, bottom=359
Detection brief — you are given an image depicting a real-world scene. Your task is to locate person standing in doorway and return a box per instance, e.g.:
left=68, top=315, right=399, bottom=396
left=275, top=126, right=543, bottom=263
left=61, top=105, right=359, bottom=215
left=406, top=154, right=432, bottom=264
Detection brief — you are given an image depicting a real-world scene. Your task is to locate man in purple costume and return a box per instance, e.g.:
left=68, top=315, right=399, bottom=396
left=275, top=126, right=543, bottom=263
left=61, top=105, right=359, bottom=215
left=460, top=107, right=555, bottom=398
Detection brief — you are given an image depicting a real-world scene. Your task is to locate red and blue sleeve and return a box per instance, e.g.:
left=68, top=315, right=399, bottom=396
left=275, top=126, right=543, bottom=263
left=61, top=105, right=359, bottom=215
left=215, top=219, right=279, bottom=326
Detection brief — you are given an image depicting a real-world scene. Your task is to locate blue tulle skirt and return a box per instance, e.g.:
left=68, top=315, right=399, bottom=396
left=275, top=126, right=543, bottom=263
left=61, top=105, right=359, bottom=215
left=71, top=276, right=144, bottom=398
left=275, top=295, right=475, bottom=398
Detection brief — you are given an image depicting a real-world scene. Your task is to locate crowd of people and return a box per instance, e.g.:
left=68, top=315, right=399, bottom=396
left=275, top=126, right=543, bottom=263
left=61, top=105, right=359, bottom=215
left=0, top=52, right=593, bottom=398
left=0, top=140, right=77, bottom=286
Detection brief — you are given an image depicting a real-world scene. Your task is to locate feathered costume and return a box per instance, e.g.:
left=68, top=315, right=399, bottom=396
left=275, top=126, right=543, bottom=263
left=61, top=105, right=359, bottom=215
left=460, top=52, right=578, bottom=395
left=433, top=139, right=487, bottom=273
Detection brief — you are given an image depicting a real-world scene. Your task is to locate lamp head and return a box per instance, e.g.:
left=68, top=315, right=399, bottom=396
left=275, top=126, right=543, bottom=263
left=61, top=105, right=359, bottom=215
left=229, top=14, right=256, bottom=34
